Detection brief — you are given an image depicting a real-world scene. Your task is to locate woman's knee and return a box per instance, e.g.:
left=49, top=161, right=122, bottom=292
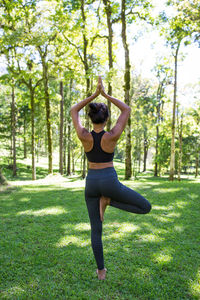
left=143, top=201, right=151, bottom=214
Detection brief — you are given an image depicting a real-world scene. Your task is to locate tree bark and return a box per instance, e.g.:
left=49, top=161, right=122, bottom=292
left=67, top=79, right=72, bottom=176
left=169, top=42, right=180, bottom=181
left=67, top=122, right=71, bottom=176
left=121, top=0, right=132, bottom=179
left=143, top=138, right=148, bottom=172
left=103, top=0, right=113, bottom=131
left=154, top=82, right=163, bottom=177
left=81, top=0, right=90, bottom=179
left=154, top=124, right=159, bottom=177
left=38, top=47, right=53, bottom=174
left=195, top=151, right=199, bottom=178
left=59, top=81, right=64, bottom=175
left=11, top=85, right=17, bottom=177
left=23, top=113, right=27, bottom=159
left=63, top=100, right=67, bottom=174
left=72, top=147, right=75, bottom=174
left=30, top=86, right=36, bottom=180
left=177, top=113, right=183, bottom=181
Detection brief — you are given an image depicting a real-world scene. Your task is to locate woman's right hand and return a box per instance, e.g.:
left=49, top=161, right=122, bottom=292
left=98, top=76, right=106, bottom=96
left=95, top=82, right=101, bottom=96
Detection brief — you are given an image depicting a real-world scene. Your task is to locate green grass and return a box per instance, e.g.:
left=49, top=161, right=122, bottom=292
left=0, top=167, right=200, bottom=299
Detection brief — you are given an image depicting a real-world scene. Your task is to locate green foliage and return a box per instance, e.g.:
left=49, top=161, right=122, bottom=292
left=155, top=133, right=171, bottom=170
left=0, top=0, right=199, bottom=178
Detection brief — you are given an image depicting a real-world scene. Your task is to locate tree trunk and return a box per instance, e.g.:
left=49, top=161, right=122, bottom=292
left=30, top=87, right=36, bottom=180
left=177, top=110, right=183, bottom=181
left=169, top=42, right=180, bottom=181
left=39, top=48, right=53, bottom=174
left=81, top=0, right=90, bottom=179
left=67, top=78, right=73, bottom=176
left=72, top=147, right=75, bottom=174
left=11, top=85, right=17, bottom=177
left=143, top=139, right=148, bottom=172
left=154, top=124, right=159, bottom=177
left=195, top=151, right=199, bottom=178
left=103, top=0, right=113, bottom=131
left=59, top=81, right=64, bottom=175
left=23, top=114, right=27, bottom=159
left=154, top=84, right=162, bottom=177
left=121, top=0, right=132, bottom=179
left=67, top=122, right=71, bottom=176
left=63, top=108, right=67, bottom=174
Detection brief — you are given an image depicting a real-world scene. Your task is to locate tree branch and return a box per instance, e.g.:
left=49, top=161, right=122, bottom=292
left=62, top=33, right=84, bottom=64
left=125, top=9, right=146, bottom=21
left=112, top=16, right=121, bottom=24
left=91, top=34, right=108, bottom=47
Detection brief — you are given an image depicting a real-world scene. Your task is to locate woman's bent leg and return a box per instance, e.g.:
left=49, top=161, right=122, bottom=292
left=85, top=195, right=104, bottom=270
left=100, top=179, right=151, bottom=214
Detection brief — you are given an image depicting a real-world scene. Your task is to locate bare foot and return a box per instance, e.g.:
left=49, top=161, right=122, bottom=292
left=100, top=196, right=110, bottom=222
left=96, top=268, right=107, bottom=280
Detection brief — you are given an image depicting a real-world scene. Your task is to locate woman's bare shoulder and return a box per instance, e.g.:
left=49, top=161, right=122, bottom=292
left=79, top=130, right=93, bottom=152
left=101, top=131, right=117, bottom=152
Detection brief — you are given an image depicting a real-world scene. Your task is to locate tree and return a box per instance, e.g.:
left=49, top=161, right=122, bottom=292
left=153, top=60, right=172, bottom=176
left=59, top=81, right=64, bottom=175
left=176, top=104, right=183, bottom=181
left=162, top=0, right=200, bottom=180
left=121, top=0, right=132, bottom=179
left=102, top=0, right=118, bottom=131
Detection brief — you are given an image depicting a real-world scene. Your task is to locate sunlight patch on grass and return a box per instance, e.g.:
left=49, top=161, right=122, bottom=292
left=56, top=235, right=89, bottom=248
left=139, top=233, right=164, bottom=243
left=154, top=253, right=173, bottom=264
left=17, top=206, right=67, bottom=216
left=189, top=269, right=200, bottom=298
left=104, top=222, right=139, bottom=239
left=19, top=197, right=30, bottom=202
left=174, top=225, right=184, bottom=232
left=153, top=216, right=174, bottom=223
left=166, top=212, right=181, bottom=218
left=175, top=201, right=188, bottom=208
left=188, top=193, right=199, bottom=200
left=74, top=223, right=90, bottom=231
left=157, top=188, right=181, bottom=193
left=153, top=205, right=173, bottom=211
left=1, top=286, right=25, bottom=298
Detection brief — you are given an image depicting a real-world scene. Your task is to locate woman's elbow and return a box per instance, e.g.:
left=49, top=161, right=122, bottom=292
left=70, top=106, right=76, bottom=115
left=127, top=106, right=131, bottom=114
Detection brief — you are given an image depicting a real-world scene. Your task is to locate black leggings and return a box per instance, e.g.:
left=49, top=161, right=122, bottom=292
left=85, top=167, right=151, bottom=270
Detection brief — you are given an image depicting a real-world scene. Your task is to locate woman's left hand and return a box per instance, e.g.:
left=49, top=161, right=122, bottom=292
left=95, top=81, right=101, bottom=96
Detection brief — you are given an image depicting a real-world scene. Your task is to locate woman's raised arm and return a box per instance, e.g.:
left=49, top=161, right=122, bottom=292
left=70, top=80, right=101, bottom=140
left=100, top=77, right=131, bottom=141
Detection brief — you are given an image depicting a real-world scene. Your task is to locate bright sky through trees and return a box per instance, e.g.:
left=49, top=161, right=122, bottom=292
left=0, top=0, right=199, bottom=108
left=114, top=0, right=200, bottom=108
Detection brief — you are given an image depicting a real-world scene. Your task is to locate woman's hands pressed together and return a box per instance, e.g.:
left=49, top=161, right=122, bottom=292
left=98, top=76, right=106, bottom=96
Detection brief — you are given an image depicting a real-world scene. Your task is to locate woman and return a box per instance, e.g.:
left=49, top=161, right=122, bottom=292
left=70, top=76, right=151, bottom=280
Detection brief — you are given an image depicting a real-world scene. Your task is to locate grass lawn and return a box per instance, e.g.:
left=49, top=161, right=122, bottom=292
left=0, top=164, right=200, bottom=299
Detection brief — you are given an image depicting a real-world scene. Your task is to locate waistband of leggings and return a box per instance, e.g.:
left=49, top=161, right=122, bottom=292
left=86, top=167, right=117, bottom=179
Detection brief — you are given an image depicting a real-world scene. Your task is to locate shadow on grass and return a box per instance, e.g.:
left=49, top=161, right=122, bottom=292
left=2, top=163, right=48, bottom=181
left=0, top=179, right=199, bottom=299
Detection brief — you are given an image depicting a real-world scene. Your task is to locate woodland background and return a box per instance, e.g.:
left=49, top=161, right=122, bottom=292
left=0, top=0, right=199, bottom=183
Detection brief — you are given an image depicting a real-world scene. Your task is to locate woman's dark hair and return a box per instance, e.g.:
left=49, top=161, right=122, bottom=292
left=88, top=103, right=109, bottom=124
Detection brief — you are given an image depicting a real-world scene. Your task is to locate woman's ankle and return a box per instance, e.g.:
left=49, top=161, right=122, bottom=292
left=97, top=268, right=107, bottom=280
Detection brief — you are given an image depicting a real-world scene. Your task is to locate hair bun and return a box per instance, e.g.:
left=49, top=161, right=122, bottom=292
left=89, top=103, right=100, bottom=113
left=88, top=102, right=109, bottom=124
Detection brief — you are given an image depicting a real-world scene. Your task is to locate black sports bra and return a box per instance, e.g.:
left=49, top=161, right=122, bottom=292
left=85, top=130, right=114, bottom=163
